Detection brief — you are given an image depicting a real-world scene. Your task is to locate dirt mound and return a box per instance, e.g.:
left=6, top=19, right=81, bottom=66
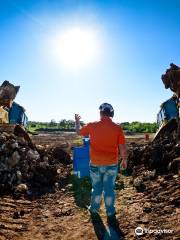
left=126, top=137, right=180, bottom=216
left=124, top=138, right=180, bottom=239
left=127, top=138, right=180, bottom=175
left=0, top=132, right=72, bottom=196
left=127, top=137, right=180, bottom=206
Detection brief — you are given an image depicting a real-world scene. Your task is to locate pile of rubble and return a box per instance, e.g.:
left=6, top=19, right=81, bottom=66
left=127, top=137, right=180, bottom=176
left=0, top=132, right=72, bottom=196
left=125, top=138, right=180, bottom=236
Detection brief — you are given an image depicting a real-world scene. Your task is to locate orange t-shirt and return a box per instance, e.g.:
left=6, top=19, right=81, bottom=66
left=80, top=116, right=125, bottom=165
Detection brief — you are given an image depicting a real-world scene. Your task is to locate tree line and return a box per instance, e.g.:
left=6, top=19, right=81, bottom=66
left=28, top=120, right=158, bottom=133
left=120, top=122, right=158, bottom=133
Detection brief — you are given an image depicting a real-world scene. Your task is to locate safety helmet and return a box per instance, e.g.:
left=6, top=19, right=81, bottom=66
left=99, top=103, right=114, bottom=117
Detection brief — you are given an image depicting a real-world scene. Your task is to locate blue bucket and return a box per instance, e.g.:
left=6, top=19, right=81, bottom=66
left=73, top=138, right=90, bottom=178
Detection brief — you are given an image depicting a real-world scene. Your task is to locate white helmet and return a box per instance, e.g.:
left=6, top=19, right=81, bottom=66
left=99, top=103, right=114, bottom=117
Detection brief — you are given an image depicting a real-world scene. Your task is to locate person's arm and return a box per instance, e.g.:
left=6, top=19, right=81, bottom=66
left=118, top=125, right=128, bottom=169
left=119, top=144, right=128, bottom=169
left=75, top=114, right=81, bottom=135
left=75, top=114, right=91, bottom=136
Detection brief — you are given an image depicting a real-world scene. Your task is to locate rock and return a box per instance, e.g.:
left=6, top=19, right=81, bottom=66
left=7, top=151, right=20, bottom=167
left=27, top=149, right=40, bottom=160
left=57, top=169, right=62, bottom=174
left=143, top=170, right=156, bottom=180
left=11, top=142, right=19, bottom=149
left=173, top=175, right=179, bottom=178
left=15, top=183, right=28, bottom=193
left=133, top=177, right=142, bottom=187
left=168, top=157, right=180, bottom=173
left=54, top=182, right=59, bottom=188
left=133, top=177, right=146, bottom=192
left=143, top=202, right=152, bottom=213
left=43, top=156, right=49, bottom=161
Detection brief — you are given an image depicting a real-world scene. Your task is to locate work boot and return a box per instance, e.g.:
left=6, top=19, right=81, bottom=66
left=107, top=213, right=119, bottom=228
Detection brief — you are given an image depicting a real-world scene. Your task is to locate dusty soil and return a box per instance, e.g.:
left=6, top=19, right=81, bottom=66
left=32, top=132, right=81, bottom=150
left=0, top=133, right=179, bottom=240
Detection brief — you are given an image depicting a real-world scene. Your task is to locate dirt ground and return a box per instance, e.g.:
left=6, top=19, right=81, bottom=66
left=0, top=133, right=179, bottom=240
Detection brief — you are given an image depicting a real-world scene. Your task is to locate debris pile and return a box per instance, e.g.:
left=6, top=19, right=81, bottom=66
left=126, top=138, right=180, bottom=233
left=127, top=138, right=180, bottom=176
left=0, top=132, right=72, bottom=196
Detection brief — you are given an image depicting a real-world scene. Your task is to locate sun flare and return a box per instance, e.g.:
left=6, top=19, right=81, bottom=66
left=53, top=27, right=99, bottom=71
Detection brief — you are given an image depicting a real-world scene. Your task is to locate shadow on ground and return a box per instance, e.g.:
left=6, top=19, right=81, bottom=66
left=91, top=214, right=125, bottom=240
left=68, top=174, right=91, bottom=208
left=68, top=173, right=126, bottom=208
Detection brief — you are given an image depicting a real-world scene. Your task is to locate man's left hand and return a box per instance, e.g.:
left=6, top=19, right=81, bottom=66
left=121, top=159, right=127, bottom=169
left=75, top=114, right=81, bottom=124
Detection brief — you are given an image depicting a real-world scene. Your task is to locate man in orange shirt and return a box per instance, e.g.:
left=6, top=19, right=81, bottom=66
left=75, top=103, right=127, bottom=226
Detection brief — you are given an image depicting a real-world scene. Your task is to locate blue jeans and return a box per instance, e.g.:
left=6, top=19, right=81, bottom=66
left=89, top=164, right=118, bottom=216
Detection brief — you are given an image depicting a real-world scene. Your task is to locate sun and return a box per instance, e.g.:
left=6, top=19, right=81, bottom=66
left=53, top=27, right=99, bottom=71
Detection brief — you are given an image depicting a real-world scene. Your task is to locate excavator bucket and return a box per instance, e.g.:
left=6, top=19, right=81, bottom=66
left=0, top=80, right=20, bottom=108
left=153, top=63, right=180, bottom=141
left=161, top=63, right=180, bottom=98
left=153, top=118, right=178, bottom=141
left=0, top=80, right=34, bottom=148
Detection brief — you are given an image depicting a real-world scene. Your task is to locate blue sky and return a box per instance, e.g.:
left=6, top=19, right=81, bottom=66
left=0, top=0, right=180, bottom=123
